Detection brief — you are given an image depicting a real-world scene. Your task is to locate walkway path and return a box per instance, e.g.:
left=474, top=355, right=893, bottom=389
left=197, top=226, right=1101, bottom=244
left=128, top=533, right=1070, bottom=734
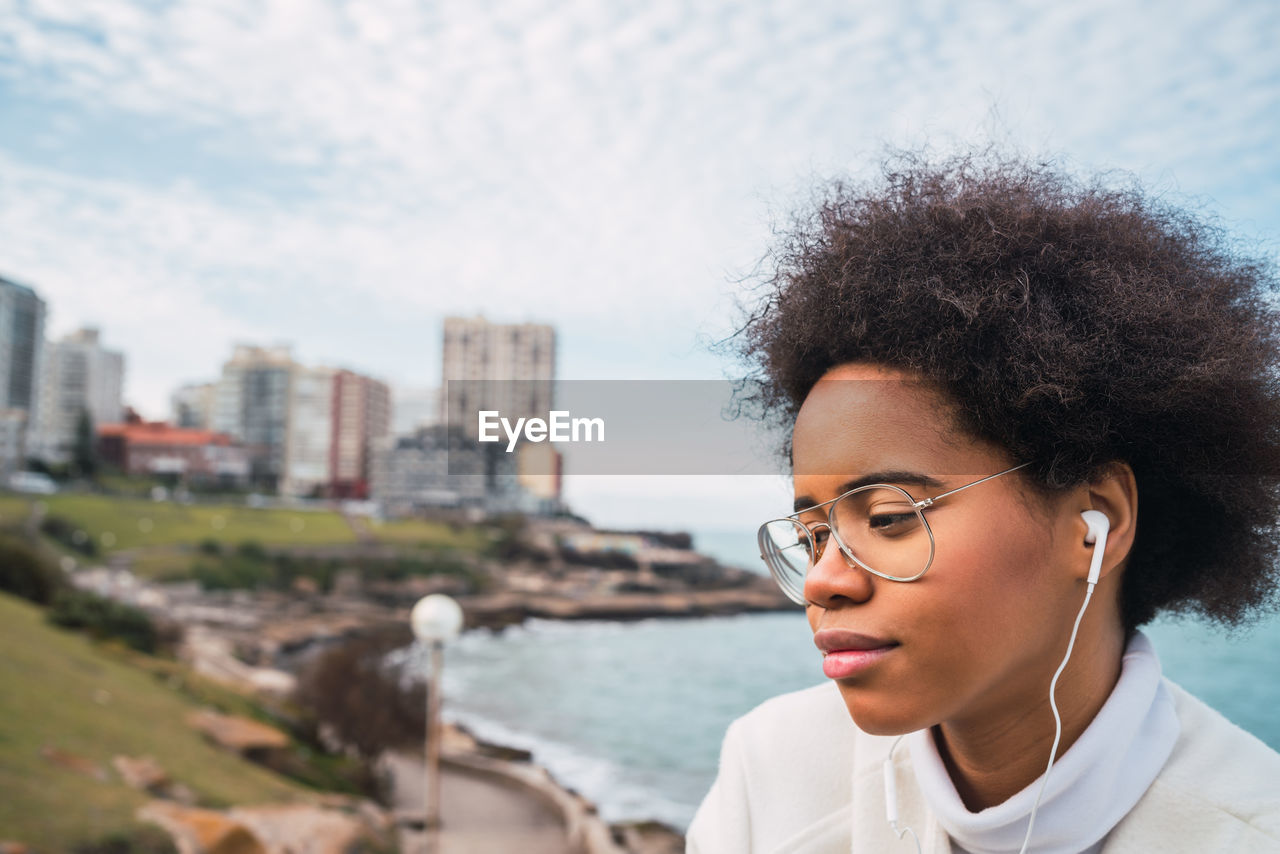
left=385, top=752, right=575, bottom=854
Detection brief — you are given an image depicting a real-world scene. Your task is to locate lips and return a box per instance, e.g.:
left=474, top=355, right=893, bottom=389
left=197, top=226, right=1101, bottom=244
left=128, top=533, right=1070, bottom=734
left=813, top=628, right=897, bottom=653
left=813, top=628, right=898, bottom=679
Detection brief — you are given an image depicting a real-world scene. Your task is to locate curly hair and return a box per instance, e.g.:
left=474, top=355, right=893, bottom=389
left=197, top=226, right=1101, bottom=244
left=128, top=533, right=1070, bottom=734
left=730, top=151, right=1280, bottom=631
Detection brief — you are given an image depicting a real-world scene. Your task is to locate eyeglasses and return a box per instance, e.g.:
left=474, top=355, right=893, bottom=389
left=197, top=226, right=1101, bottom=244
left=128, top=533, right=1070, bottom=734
left=758, top=461, right=1033, bottom=604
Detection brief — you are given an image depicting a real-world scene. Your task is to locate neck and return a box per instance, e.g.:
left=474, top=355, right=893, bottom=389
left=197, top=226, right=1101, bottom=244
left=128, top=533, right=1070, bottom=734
left=932, top=594, right=1126, bottom=811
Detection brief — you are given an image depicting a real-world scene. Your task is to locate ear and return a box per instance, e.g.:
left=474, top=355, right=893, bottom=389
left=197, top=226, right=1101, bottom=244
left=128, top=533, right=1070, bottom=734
left=1075, top=461, right=1138, bottom=582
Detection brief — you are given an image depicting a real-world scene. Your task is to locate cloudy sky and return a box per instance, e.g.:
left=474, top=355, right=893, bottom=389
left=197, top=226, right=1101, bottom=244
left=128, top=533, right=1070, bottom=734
left=2, top=0, right=1278, bottom=535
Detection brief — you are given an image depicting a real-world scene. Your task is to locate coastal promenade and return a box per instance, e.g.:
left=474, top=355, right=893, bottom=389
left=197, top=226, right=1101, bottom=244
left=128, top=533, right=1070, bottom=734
left=386, top=752, right=610, bottom=854
left=393, top=763, right=569, bottom=853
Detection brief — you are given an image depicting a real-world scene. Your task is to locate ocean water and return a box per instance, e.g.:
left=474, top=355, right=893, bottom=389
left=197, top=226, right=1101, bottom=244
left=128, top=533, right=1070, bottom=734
left=692, top=527, right=766, bottom=574
left=396, top=605, right=1280, bottom=833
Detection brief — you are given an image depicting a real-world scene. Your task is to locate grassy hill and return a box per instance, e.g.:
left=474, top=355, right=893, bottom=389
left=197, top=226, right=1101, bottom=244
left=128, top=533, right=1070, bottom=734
left=42, top=495, right=358, bottom=551
left=0, top=592, right=313, bottom=851
left=1, top=490, right=489, bottom=554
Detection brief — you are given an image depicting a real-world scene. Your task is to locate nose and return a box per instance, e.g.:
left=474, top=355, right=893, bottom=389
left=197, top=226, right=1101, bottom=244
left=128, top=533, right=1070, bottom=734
left=802, top=530, right=875, bottom=608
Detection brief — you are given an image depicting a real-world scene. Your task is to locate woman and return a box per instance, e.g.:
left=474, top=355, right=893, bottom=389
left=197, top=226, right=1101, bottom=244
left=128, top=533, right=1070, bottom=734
left=688, top=153, right=1280, bottom=853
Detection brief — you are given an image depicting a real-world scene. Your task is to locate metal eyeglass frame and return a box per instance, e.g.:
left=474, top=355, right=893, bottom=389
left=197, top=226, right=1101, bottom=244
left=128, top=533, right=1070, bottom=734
left=758, top=461, right=1033, bottom=603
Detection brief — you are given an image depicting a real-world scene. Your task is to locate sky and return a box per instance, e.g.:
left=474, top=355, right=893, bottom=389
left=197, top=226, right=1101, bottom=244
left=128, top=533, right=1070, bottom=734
left=2, top=0, right=1279, bottom=536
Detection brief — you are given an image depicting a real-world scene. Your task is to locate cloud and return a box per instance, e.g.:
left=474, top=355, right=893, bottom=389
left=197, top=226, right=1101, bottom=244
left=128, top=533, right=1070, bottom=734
left=0, top=0, right=1277, bottom=425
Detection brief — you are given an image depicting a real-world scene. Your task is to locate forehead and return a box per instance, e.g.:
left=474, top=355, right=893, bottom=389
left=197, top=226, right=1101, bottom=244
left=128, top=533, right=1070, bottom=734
left=791, top=364, right=973, bottom=479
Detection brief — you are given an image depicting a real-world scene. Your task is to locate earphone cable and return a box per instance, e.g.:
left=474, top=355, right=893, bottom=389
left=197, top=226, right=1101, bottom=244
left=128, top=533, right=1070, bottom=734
left=885, top=735, right=924, bottom=854
left=1018, top=581, right=1096, bottom=854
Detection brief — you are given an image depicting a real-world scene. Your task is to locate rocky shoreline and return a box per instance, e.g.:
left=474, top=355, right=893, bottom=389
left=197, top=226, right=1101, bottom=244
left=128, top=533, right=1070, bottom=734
left=70, top=539, right=791, bottom=852
left=150, top=582, right=777, bottom=853
left=458, top=583, right=796, bottom=630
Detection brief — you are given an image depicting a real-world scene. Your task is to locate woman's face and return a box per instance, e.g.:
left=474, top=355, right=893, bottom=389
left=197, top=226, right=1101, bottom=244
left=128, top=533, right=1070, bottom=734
left=792, top=362, right=1086, bottom=736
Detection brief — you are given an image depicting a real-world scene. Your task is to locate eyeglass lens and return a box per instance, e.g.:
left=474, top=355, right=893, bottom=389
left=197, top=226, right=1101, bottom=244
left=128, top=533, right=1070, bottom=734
left=760, top=486, right=932, bottom=600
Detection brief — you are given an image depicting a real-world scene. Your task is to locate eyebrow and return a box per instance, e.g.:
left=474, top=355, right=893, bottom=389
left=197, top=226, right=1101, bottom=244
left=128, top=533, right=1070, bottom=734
left=792, top=470, right=948, bottom=513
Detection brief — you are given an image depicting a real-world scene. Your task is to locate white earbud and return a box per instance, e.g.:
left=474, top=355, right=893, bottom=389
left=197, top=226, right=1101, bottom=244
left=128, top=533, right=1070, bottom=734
left=1080, top=510, right=1110, bottom=586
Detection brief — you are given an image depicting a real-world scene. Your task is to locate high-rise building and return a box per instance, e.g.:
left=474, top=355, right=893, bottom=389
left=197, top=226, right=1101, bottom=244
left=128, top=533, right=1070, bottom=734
left=329, top=369, right=391, bottom=499
left=0, top=410, right=27, bottom=477
left=439, top=315, right=561, bottom=507
left=205, top=345, right=392, bottom=497
left=441, top=315, right=556, bottom=435
left=0, top=276, right=46, bottom=472
left=32, top=328, right=124, bottom=463
left=0, top=276, right=47, bottom=413
left=172, top=381, right=216, bottom=429
left=281, top=365, right=333, bottom=498
left=212, top=345, right=295, bottom=490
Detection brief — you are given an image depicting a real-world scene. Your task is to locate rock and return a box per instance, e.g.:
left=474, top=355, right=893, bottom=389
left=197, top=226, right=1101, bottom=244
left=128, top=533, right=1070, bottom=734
left=611, top=820, right=686, bottom=854
left=187, top=709, right=289, bottom=754
left=137, top=802, right=266, bottom=854
left=112, top=755, right=170, bottom=794
left=39, top=744, right=107, bottom=780
left=167, top=782, right=199, bottom=806
left=245, top=669, right=296, bottom=698
left=229, top=804, right=371, bottom=854
left=290, top=577, right=319, bottom=595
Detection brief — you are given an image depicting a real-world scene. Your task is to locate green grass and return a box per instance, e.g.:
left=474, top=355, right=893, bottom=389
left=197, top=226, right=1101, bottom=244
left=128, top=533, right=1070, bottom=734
left=0, top=493, right=33, bottom=525
left=366, top=517, right=490, bottom=551
left=93, top=473, right=166, bottom=498
left=128, top=546, right=197, bottom=581
left=0, top=592, right=309, bottom=850
left=41, top=495, right=357, bottom=552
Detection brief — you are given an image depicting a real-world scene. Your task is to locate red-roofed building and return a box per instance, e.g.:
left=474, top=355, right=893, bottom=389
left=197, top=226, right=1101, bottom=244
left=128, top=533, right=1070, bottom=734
left=98, top=418, right=251, bottom=485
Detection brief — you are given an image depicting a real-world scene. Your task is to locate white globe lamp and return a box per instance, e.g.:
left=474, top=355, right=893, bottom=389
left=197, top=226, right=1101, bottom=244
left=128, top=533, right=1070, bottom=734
left=412, top=594, right=464, bottom=642
left=410, top=594, right=463, bottom=844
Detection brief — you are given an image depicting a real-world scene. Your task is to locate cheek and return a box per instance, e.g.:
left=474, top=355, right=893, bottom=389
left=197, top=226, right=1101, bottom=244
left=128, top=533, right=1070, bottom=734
left=928, top=520, right=1060, bottom=634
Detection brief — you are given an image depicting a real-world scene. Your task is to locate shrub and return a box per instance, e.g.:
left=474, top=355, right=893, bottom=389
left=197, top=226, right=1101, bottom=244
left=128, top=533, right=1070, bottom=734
left=0, top=534, right=67, bottom=604
left=40, top=514, right=98, bottom=557
left=293, top=628, right=425, bottom=762
left=72, top=826, right=177, bottom=854
left=48, top=589, right=160, bottom=654
left=235, top=540, right=268, bottom=561
left=191, top=557, right=271, bottom=591
left=196, top=538, right=223, bottom=556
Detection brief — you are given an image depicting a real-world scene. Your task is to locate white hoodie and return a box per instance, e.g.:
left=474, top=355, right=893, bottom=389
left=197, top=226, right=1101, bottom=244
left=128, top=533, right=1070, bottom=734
left=687, top=633, right=1280, bottom=853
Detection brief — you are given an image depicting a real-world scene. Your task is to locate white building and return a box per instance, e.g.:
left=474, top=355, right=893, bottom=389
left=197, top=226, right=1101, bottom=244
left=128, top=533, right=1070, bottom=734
left=281, top=365, right=333, bottom=497
left=369, top=425, right=491, bottom=514
left=441, top=315, right=556, bottom=437
left=172, top=381, right=216, bottom=429
left=32, top=327, right=123, bottom=464
left=205, top=346, right=391, bottom=498
left=0, top=409, right=27, bottom=477
left=211, top=344, right=295, bottom=489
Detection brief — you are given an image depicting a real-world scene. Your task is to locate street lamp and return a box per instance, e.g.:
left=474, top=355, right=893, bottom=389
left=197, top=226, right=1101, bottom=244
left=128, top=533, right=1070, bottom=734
left=410, top=594, right=464, bottom=849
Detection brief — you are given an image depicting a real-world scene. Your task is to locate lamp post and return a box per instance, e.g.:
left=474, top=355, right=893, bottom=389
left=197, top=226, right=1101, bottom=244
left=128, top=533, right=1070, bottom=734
left=410, top=594, right=464, bottom=853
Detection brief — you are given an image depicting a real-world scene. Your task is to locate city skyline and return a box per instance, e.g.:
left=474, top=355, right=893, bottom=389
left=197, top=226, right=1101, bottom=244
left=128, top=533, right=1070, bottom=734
left=3, top=0, right=1279, bottom=530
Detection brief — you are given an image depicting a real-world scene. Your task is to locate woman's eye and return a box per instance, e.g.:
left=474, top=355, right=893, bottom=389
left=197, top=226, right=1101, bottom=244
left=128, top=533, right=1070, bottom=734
left=868, top=511, right=915, bottom=531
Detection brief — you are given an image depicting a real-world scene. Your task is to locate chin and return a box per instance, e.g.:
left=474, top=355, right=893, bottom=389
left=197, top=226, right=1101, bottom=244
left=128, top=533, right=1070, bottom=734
left=836, top=684, right=930, bottom=736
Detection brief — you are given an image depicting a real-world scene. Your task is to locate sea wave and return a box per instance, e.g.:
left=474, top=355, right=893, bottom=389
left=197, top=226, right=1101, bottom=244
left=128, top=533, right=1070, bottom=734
left=441, top=706, right=698, bottom=829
